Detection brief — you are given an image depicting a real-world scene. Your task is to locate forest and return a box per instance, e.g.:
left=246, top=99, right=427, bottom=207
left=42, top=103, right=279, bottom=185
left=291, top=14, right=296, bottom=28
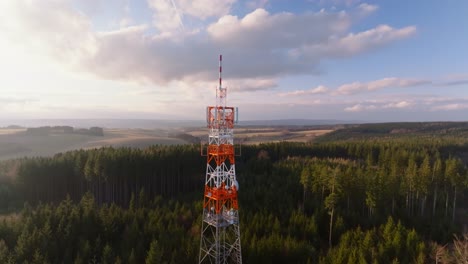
left=0, top=122, right=467, bottom=263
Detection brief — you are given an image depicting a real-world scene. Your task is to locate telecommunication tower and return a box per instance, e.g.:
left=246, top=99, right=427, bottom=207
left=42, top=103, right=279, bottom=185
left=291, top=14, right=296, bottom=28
left=199, top=55, right=242, bottom=264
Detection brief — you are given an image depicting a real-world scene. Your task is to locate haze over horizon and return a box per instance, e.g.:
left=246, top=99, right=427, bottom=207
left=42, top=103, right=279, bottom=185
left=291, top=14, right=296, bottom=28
left=0, top=0, right=467, bottom=122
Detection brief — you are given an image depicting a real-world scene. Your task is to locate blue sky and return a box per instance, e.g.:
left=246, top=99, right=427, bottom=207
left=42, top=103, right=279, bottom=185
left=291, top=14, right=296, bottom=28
left=0, top=0, right=467, bottom=121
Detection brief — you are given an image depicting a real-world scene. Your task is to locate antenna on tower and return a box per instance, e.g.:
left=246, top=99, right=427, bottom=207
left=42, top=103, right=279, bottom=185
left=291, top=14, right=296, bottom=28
left=219, top=54, right=222, bottom=90
left=217, top=54, right=227, bottom=108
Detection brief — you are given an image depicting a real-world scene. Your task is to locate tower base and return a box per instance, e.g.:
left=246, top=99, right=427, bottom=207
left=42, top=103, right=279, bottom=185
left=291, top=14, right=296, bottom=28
left=199, top=210, right=242, bottom=264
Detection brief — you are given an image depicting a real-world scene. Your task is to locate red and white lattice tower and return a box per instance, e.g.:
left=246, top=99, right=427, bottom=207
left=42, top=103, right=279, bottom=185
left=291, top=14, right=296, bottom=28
left=199, top=55, right=242, bottom=264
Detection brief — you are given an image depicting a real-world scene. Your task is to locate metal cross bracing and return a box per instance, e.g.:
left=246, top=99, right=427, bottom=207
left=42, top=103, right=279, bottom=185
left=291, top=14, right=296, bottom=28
left=199, top=55, right=242, bottom=264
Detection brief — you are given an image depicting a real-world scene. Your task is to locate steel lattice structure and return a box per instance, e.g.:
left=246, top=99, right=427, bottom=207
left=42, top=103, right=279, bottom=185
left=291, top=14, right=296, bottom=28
left=199, top=55, right=242, bottom=264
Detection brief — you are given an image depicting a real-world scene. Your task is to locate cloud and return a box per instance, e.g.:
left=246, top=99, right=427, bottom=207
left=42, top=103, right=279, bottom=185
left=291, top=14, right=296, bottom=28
left=440, top=80, right=468, bottom=86
left=147, top=0, right=184, bottom=34
left=0, top=0, right=97, bottom=65
left=280, top=85, right=329, bottom=96
left=422, top=97, right=468, bottom=112
left=0, top=1, right=415, bottom=88
left=383, top=101, right=412, bottom=109
left=344, top=104, right=376, bottom=112
left=0, top=97, right=36, bottom=104
left=299, top=24, right=416, bottom=59
left=344, top=99, right=413, bottom=112
left=342, top=95, right=468, bottom=114
left=311, top=0, right=362, bottom=7
left=246, top=0, right=269, bottom=10
left=335, top=77, right=429, bottom=95
left=207, top=8, right=352, bottom=49
left=282, top=77, right=428, bottom=97
left=0, top=97, right=39, bottom=114
left=358, top=3, right=378, bottom=13
left=229, top=78, right=278, bottom=92
left=175, top=0, right=236, bottom=19
left=284, top=73, right=468, bottom=102
left=431, top=103, right=468, bottom=111
left=435, top=73, right=468, bottom=86
left=147, top=0, right=236, bottom=34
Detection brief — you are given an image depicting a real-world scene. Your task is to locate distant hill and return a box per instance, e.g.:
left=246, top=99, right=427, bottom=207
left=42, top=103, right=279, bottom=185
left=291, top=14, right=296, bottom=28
left=0, top=119, right=204, bottom=129
left=0, top=119, right=356, bottom=129
left=25, top=126, right=104, bottom=136
left=238, top=119, right=356, bottom=126
left=317, top=121, right=468, bottom=142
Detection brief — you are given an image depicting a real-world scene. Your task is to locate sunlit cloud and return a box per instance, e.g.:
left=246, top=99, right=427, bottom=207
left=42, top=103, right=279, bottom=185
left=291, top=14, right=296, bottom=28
left=297, top=24, right=416, bottom=60
left=343, top=96, right=468, bottom=114
left=358, top=3, right=378, bottom=13
left=279, top=85, right=329, bottom=96
left=281, top=77, right=429, bottom=97
left=334, top=77, right=429, bottom=95
left=431, top=103, right=468, bottom=111
left=344, top=104, right=377, bottom=112
left=382, top=101, right=412, bottom=109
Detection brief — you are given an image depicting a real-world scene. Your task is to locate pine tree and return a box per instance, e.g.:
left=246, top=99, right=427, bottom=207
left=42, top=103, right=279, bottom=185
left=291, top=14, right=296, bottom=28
left=101, top=244, right=114, bottom=264
left=145, top=240, right=163, bottom=264
left=128, top=248, right=137, bottom=264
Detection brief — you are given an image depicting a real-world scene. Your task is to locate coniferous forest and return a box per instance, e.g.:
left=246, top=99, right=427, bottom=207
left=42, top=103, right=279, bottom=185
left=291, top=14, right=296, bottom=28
left=0, top=123, right=467, bottom=263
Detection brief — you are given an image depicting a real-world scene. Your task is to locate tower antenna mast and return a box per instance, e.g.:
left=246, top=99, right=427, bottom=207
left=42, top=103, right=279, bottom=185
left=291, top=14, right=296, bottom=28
left=199, top=55, right=242, bottom=264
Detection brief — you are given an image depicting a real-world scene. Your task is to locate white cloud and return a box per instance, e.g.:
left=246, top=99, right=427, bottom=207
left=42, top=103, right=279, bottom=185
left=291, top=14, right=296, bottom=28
left=334, top=77, right=429, bottom=95
left=207, top=8, right=352, bottom=49
left=421, top=97, right=468, bottom=112
left=120, top=17, right=134, bottom=28
left=147, top=0, right=236, bottom=34
left=431, top=103, right=468, bottom=111
left=0, top=97, right=36, bottom=104
left=336, top=25, right=416, bottom=55
left=342, top=96, right=468, bottom=114
left=0, top=0, right=97, bottom=65
left=229, top=78, right=278, bottom=92
left=280, top=85, right=329, bottom=96
left=383, top=101, right=412, bottom=109
left=178, top=0, right=236, bottom=19
left=147, top=0, right=185, bottom=34
left=344, top=99, right=413, bottom=112
left=284, top=77, right=428, bottom=97
left=344, top=104, right=376, bottom=112
left=358, top=3, right=378, bottom=13
left=300, top=24, right=416, bottom=59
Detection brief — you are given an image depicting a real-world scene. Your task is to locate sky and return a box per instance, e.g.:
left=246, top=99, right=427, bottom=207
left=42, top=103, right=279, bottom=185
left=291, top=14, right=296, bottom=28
left=0, top=0, right=467, bottom=122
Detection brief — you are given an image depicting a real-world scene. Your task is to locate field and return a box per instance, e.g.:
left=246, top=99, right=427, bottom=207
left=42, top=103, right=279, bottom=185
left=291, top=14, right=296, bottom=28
left=185, top=127, right=332, bottom=144
left=0, top=128, right=186, bottom=160
left=0, top=126, right=333, bottom=160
